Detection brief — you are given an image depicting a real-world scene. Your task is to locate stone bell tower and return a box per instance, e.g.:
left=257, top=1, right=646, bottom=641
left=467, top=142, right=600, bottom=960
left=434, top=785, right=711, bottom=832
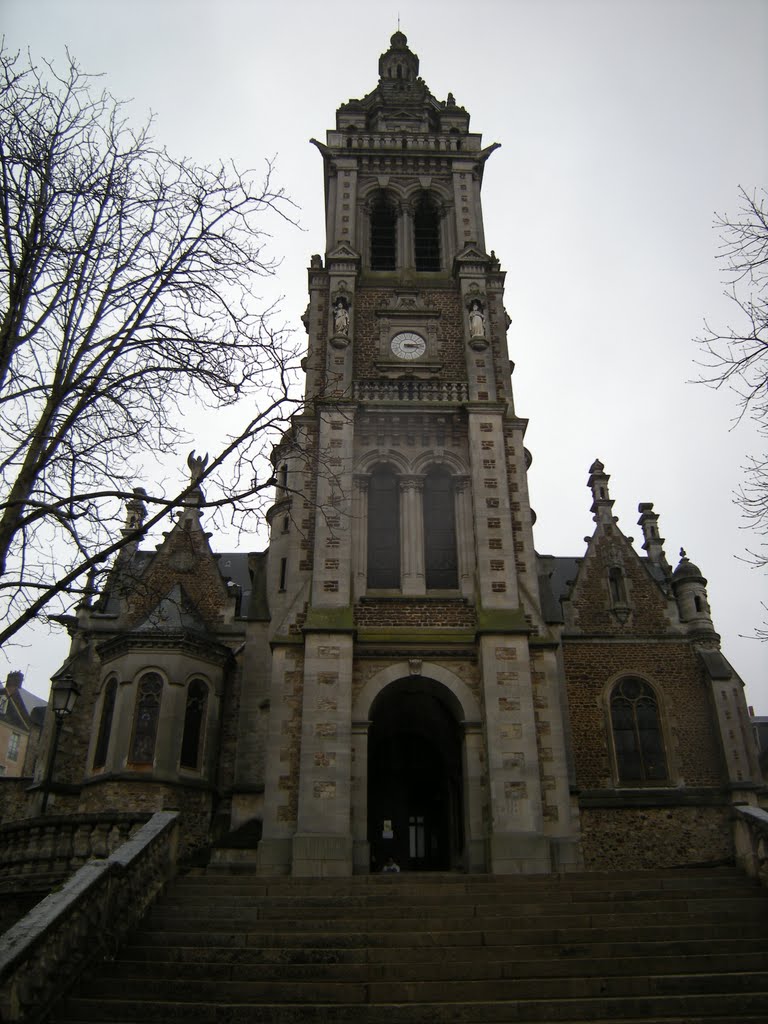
left=257, top=32, right=579, bottom=876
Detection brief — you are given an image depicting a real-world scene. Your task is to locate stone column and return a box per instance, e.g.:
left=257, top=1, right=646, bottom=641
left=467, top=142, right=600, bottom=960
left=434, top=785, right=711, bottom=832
left=352, top=475, right=368, bottom=599
left=462, top=721, right=487, bottom=872
left=454, top=475, right=474, bottom=598
left=292, top=632, right=354, bottom=876
left=351, top=719, right=371, bottom=873
left=400, top=476, right=425, bottom=596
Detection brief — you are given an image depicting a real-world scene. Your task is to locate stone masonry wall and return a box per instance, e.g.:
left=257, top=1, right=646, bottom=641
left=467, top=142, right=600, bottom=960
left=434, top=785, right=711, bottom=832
left=564, top=640, right=725, bottom=789
left=581, top=805, right=733, bottom=870
left=352, top=287, right=467, bottom=380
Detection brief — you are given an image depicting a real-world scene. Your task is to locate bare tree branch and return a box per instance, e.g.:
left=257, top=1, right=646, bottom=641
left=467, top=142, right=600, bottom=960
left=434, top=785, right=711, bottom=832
left=0, top=46, right=305, bottom=646
left=695, top=186, right=768, bottom=587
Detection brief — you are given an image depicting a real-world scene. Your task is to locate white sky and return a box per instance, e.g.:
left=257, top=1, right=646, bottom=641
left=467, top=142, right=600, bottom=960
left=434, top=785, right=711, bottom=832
left=3, top=0, right=767, bottom=710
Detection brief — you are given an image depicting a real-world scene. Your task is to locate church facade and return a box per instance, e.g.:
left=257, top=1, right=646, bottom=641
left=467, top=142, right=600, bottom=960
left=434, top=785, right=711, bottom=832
left=31, top=33, right=761, bottom=876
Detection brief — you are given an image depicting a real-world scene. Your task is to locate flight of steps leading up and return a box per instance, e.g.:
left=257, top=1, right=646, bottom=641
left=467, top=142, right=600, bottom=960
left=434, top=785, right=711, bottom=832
left=52, top=867, right=768, bottom=1023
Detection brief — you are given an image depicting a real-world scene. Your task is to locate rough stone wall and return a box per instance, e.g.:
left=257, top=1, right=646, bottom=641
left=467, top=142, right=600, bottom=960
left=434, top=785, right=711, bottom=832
left=564, top=640, right=725, bottom=789
left=580, top=805, right=733, bottom=870
left=352, top=287, right=467, bottom=380
left=0, top=779, right=34, bottom=824
left=74, top=779, right=212, bottom=855
left=568, top=526, right=672, bottom=636
left=355, top=600, right=476, bottom=629
left=121, top=520, right=231, bottom=630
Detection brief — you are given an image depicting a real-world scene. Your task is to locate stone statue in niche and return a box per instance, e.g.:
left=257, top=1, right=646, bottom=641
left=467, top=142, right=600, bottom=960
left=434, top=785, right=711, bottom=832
left=469, top=300, right=486, bottom=339
left=333, top=299, right=350, bottom=336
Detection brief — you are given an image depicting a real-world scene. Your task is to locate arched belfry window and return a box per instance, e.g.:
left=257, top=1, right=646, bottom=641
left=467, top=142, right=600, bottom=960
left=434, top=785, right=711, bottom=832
left=370, top=192, right=397, bottom=270
left=414, top=193, right=441, bottom=271
left=610, top=677, right=668, bottom=783
left=423, top=467, right=458, bottom=589
left=129, top=672, right=163, bottom=765
left=180, top=678, right=208, bottom=770
left=367, top=466, right=400, bottom=588
left=92, top=676, right=117, bottom=770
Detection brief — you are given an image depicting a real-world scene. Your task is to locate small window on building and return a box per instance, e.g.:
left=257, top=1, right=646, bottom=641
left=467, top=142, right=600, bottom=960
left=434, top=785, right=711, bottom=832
left=370, top=193, right=397, bottom=270
left=414, top=193, right=441, bottom=271
left=129, top=672, right=163, bottom=765
left=423, top=467, right=458, bottom=589
left=279, top=557, right=287, bottom=591
left=180, top=678, right=208, bottom=770
left=92, top=676, right=117, bottom=770
left=367, top=466, right=400, bottom=588
left=7, top=732, right=20, bottom=762
left=608, top=566, right=628, bottom=605
left=610, top=676, right=668, bottom=784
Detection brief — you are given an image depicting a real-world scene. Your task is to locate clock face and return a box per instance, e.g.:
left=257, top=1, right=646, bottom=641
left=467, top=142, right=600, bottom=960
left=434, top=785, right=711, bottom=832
left=390, top=331, right=426, bottom=360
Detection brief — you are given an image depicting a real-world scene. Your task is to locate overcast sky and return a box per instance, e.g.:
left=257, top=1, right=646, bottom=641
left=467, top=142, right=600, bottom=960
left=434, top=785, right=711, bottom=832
left=3, top=0, right=767, bottom=710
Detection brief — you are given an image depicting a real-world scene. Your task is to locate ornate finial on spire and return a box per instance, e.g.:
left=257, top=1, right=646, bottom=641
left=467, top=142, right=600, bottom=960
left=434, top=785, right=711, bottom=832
left=637, top=502, right=671, bottom=575
left=587, top=459, right=615, bottom=525
left=680, top=547, right=686, bottom=560
left=122, top=486, right=148, bottom=535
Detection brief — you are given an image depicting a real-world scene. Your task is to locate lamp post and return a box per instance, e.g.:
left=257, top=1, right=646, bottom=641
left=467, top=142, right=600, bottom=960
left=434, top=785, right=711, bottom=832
left=41, top=673, right=80, bottom=814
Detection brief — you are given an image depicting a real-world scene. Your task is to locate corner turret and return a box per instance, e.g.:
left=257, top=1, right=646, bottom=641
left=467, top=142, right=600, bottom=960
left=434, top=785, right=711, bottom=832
left=672, top=548, right=717, bottom=639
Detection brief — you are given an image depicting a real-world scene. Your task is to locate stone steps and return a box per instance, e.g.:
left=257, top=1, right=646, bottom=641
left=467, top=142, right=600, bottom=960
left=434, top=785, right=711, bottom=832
left=51, top=868, right=768, bottom=1024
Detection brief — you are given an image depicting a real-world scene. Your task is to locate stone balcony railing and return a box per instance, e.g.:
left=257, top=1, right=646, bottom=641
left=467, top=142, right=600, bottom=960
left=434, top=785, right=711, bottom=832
left=734, top=804, right=768, bottom=888
left=0, top=810, right=179, bottom=1024
left=327, top=131, right=480, bottom=153
left=0, top=812, right=152, bottom=887
left=354, top=379, right=469, bottom=404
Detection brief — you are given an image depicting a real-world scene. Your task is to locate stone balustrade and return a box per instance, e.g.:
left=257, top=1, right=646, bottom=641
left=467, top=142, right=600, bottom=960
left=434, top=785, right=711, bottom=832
left=734, top=804, right=768, bottom=888
left=354, top=379, right=469, bottom=403
left=0, top=810, right=178, bottom=1024
left=0, top=812, right=151, bottom=885
left=327, top=131, right=478, bottom=153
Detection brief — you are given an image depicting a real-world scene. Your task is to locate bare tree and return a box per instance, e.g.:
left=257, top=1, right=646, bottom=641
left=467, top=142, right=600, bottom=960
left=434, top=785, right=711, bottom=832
left=0, top=47, right=303, bottom=647
left=697, top=188, right=768, bottom=629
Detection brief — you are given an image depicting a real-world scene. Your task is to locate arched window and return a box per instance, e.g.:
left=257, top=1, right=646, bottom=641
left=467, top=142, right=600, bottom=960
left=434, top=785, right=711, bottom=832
left=414, top=193, right=441, bottom=271
left=423, top=467, right=458, bottom=589
left=610, top=677, right=668, bottom=783
left=180, top=678, right=208, bottom=770
left=367, top=467, right=400, bottom=588
left=370, top=193, right=397, bottom=270
left=129, top=672, right=163, bottom=765
left=92, top=676, right=117, bottom=770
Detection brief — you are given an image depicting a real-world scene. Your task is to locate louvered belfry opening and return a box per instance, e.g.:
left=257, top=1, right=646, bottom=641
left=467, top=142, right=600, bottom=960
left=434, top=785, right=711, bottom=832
left=414, top=192, right=440, bottom=271
left=370, top=192, right=397, bottom=269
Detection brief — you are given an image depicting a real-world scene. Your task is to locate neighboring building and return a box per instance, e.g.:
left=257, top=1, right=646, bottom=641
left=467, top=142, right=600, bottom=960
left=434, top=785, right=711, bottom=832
left=0, top=672, right=46, bottom=779
left=20, top=33, right=763, bottom=873
left=751, top=711, right=768, bottom=781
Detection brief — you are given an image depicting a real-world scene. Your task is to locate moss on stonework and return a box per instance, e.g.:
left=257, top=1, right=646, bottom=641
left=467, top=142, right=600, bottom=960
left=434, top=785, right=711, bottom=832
left=303, top=606, right=355, bottom=632
left=356, top=629, right=476, bottom=645
left=475, top=606, right=530, bottom=634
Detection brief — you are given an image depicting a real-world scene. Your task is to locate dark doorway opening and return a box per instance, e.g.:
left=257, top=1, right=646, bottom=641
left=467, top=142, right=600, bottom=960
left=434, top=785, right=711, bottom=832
left=368, top=679, right=464, bottom=872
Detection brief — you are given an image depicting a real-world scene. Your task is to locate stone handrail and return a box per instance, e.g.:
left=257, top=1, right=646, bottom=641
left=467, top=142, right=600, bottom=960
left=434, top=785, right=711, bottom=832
left=0, top=812, right=152, bottom=885
left=327, top=131, right=478, bottom=153
left=0, top=810, right=179, bottom=1024
left=354, top=379, right=469, bottom=403
left=733, top=804, right=768, bottom=888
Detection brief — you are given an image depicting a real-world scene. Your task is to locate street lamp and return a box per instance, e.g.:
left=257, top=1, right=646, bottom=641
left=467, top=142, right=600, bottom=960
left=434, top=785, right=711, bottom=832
left=41, top=672, right=80, bottom=814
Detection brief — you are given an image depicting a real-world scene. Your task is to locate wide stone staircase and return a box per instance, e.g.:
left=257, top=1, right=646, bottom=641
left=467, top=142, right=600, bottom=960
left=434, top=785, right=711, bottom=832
left=52, top=867, right=768, bottom=1023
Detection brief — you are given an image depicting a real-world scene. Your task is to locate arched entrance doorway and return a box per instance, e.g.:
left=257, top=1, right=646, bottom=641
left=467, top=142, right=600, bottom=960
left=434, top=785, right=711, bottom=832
left=367, top=677, right=464, bottom=872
